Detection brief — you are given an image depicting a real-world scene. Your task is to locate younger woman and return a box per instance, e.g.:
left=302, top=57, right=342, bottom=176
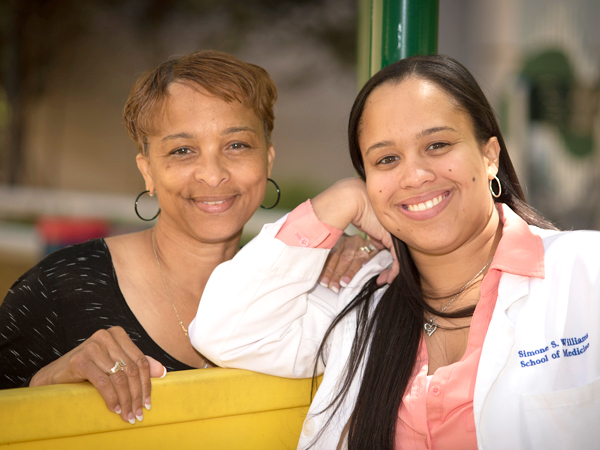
left=190, top=55, right=600, bottom=449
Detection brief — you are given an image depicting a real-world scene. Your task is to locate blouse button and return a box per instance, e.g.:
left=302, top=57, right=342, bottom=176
left=299, top=237, right=310, bottom=247
left=431, top=386, right=441, bottom=396
left=410, top=384, right=420, bottom=397
left=303, top=418, right=315, bottom=436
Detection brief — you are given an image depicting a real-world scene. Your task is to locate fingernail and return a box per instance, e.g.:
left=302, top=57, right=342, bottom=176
left=136, top=408, right=144, bottom=422
left=160, top=366, right=167, bottom=378
left=319, top=280, right=329, bottom=288
left=114, top=405, right=121, bottom=414
left=331, top=285, right=339, bottom=294
left=128, top=412, right=135, bottom=425
left=340, top=277, right=351, bottom=287
left=145, top=397, right=151, bottom=411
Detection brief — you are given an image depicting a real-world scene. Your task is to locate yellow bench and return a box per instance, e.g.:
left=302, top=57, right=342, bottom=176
left=0, top=368, right=315, bottom=449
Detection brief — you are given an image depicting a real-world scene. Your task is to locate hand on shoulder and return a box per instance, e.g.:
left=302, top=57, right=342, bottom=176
left=313, top=178, right=398, bottom=285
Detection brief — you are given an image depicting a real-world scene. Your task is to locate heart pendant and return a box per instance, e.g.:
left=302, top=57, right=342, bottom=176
left=424, top=322, right=437, bottom=337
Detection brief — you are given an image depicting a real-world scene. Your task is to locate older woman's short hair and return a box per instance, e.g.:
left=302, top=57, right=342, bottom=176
left=123, top=50, right=277, bottom=153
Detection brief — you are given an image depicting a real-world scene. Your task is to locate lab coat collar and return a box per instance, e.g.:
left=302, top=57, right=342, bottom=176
left=491, top=204, right=545, bottom=281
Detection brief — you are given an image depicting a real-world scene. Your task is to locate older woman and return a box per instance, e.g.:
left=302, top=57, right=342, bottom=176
left=191, top=55, right=600, bottom=449
left=0, top=51, right=375, bottom=425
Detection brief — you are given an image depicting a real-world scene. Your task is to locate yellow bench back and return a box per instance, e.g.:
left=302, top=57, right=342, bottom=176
left=0, top=368, right=315, bottom=449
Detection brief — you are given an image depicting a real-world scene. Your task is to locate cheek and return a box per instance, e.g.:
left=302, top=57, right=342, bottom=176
left=365, top=176, right=395, bottom=217
left=244, top=158, right=269, bottom=182
left=236, top=158, right=269, bottom=197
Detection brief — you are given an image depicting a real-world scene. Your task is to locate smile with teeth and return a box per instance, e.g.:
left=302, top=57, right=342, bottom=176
left=404, top=193, right=448, bottom=212
left=202, top=199, right=227, bottom=205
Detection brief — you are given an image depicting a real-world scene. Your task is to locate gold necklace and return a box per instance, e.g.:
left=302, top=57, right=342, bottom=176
left=151, top=229, right=188, bottom=336
left=424, top=257, right=493, bottom=337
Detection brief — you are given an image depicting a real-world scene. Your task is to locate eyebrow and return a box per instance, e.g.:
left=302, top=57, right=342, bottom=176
left=160, top=127, right=258, bottom=143
left=223, top=126, right=258, bottom=136
left=416, top=126, right=458, bottom=139
left=161, top=132, right=194, bottom=142
left=365, top=126, right=459, bottom=155
left=365, top=140, right=395, bottom=156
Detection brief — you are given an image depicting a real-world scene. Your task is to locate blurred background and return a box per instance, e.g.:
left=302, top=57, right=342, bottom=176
left=0, top=0, right=599, bottom=296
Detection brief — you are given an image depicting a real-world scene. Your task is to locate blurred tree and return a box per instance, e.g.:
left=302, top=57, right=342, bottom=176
left=0, top=0, right=355, bottom=185
left=0, top=0, right=92, bottom=184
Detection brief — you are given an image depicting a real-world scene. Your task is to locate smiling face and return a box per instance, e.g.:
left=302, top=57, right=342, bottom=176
left=359, top=77, right=500, bottom=258
left=136, top=82, right=275, bottom=244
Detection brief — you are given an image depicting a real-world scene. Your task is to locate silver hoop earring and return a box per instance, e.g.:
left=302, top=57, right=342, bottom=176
left=489, top=175, right=502, bottom=198
left=135, top=190, right=161, bottom=221
left=261, top=178, right=280, bottom=210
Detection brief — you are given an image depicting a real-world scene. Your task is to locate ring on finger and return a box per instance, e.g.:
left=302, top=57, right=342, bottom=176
left=105, top=359, right=127, bottom=376
left=359, top=243, right=377, bottom=255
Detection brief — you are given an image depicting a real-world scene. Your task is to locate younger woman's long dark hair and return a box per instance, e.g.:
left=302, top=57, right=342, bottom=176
left=312, top=55, right=557, bottom=449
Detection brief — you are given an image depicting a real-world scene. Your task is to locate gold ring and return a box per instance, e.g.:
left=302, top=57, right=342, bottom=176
left=359, top=243, right=377, bottom=255
left=105, top=359, right=126, bottom=376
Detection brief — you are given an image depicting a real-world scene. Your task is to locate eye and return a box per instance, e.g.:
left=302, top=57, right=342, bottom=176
left=170, top=147, right=192, bottom=156
left=426, top=142, right=449, bottom=151
left=228, top=142, right=250, bottom=150
left=377, top=155, right=399, bottom=165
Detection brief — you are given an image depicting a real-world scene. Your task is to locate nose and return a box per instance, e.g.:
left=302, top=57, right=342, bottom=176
left=398, top=154, right=435, bottom=189
left=194, top=153, right=229, bottom=188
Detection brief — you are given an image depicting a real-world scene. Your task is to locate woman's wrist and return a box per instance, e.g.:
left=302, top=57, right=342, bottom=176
left=311, top=178, right=366, bottom=231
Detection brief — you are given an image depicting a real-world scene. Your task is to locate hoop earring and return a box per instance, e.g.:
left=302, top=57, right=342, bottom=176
left=135, top=190, right=161, bottom=221
left=261, top=178, right=280, bottom=210
left=489, top=175, right=502, bottom=198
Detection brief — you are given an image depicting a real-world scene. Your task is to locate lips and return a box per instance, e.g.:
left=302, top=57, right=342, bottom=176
left=192, top=195, right=238, bottom=213
left=397, top=190, right=451, bottom=220
left=201, top=199, right=227, bottom=206
left=403, top=193, right=448, bottom=212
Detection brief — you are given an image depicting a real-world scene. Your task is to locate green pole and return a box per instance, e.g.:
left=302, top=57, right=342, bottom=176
left=357, top=0, right=439, bottom=88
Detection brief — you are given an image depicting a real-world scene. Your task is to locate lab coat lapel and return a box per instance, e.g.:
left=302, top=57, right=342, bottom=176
left=473, top=273, right=529, bottom=442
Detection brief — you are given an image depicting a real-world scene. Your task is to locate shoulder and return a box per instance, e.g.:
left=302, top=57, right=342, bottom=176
left=523, top=229, right=600, bottom=300
left=34, top=238, right=110, bottom=274
left=532, top=228, right=600, bottom=270
left=348, top=250, right=393, bottom=288
left=338, top=250, right=392, bottom=308
left=8, top=239, right=111, bottom=291
left=532, top=226, right=600, bottom=245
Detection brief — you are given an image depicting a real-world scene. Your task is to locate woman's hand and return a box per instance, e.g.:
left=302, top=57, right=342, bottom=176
left=312, top=178, right=398, bottom=285
left=29, top=326, right=166, bottom=424
left=319, top=234, right=379, bottom=293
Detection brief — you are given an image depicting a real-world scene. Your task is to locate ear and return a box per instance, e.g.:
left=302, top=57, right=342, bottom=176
left=483, top=137, right=501, bottom=180
left=266, top=145, right=275, bottom=178
left=136, top=152, right=156, bottom=194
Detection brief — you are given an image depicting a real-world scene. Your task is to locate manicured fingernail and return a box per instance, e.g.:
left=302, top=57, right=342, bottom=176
left=160, top=366, right=167, bottom=378
left=331, top=285, right=339, bottom=294
left=145, top=397, right=151, bottom=411
left=128, top=412, right=135, bottom=425
left=114, top=405, right=121, bottom=414
left=340, top=277, right=351, bottom=287
left=136, top=408, right=144, bottom=422
left=319, top=281, right=328, bottom=288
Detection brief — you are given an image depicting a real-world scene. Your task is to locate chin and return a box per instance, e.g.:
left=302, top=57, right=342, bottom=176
left=193, top=225, right=244, bottom=244
left=398, top=230, right=459, bottom=255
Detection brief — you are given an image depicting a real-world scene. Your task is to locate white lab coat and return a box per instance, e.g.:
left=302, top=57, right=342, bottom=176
left=190, top=207, right=600, bottom=449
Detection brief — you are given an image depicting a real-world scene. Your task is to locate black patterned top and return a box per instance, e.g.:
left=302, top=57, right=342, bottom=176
left=0, top=239, right=194, bottom=389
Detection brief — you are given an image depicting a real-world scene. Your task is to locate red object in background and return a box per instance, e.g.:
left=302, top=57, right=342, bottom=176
left=37, top=216, right=110, bottom=254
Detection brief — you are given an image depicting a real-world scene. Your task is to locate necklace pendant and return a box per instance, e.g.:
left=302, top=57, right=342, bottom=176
left=424, top=321, right=438, bottom=337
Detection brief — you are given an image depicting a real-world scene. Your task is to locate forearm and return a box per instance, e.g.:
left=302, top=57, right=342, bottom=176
left=311, top=178, right=366, bottom=231
left=190, top=217, right=338, bottom=378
